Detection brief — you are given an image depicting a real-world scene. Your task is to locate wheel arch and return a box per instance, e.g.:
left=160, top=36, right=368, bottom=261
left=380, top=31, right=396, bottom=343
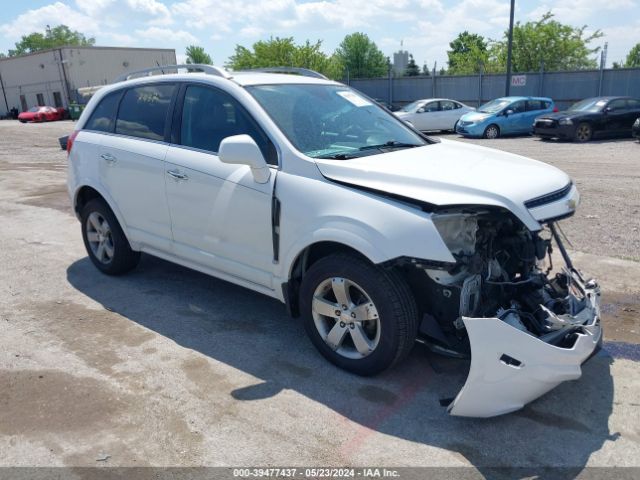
left=72, top=183, right=132, bottom=244
left=282, top=240, right=375, bottom=318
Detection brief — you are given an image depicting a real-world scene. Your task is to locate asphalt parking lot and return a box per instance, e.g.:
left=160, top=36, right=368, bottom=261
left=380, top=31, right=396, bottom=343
left=1, top=120, right=639, bottom=474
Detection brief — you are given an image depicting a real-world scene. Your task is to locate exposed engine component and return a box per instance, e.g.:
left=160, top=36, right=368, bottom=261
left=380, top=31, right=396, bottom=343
left=420, top=209, right=595, bottom=354
left=497, top=304, right=530, bottom=334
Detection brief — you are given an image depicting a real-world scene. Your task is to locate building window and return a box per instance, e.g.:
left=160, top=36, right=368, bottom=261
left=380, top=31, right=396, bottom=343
left=19, top=95, right=28, bottom=112
left=36, top=93, right=45, bottom=106
left=53, top=91, right=63, bottom=108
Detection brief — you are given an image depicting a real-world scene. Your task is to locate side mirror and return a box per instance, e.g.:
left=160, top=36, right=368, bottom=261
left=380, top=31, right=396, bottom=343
left=417, top=108, right=425, bottom=113
left=218, top=134, right=270, bottom=184
left=603, top=106, right=612, bottom=114
left=504, top=109, right=514, bottom=116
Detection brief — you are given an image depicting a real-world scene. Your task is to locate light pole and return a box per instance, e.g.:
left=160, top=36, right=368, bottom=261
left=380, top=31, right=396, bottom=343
left=505, top=0, right=515, bottom=96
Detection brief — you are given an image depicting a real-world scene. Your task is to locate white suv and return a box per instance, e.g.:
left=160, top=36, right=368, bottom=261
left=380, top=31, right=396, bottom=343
left=67, top=65, right=601, bottom=417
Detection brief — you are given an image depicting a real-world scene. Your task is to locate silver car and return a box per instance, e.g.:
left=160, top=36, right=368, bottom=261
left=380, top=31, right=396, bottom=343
left=395, top=98, right=474, bottom=131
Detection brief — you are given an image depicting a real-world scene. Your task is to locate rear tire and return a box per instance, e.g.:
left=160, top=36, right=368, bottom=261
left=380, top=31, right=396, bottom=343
left=81, top=198, right=140, bottom=275
left=574, top=123, right=592, bottom=143
left=483, top=124, right=500, bottom=139
left=299, top=253, right=418, bottom=376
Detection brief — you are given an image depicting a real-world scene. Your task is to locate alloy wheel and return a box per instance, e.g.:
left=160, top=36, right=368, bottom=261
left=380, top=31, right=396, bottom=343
left=311, top=277, right=381, bottom=359
left=576, top=124, right=591, bottom=142
left=86, top=212, right=114, bottom=264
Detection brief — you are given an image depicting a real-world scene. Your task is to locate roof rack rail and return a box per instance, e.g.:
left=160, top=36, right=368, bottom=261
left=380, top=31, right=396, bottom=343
left=115, top=64, right=232, bottom=83
left=241, top=67, right=328, bottom=80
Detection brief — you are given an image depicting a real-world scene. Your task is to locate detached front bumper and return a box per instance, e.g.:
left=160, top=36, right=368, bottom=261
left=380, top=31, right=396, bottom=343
left=448, top=272, right=602, bottom=417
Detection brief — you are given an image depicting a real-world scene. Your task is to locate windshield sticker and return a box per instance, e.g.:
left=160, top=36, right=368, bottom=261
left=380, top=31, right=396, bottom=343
left=337, top=90, right=372, bottom=107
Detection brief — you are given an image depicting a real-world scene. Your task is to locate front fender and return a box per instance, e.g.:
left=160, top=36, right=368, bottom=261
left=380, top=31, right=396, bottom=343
left=275, top=172, right=455, bottom=281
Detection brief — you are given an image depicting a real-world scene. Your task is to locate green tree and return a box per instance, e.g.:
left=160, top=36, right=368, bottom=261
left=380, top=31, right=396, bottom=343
left=334, top=32, right=387, bottom=78
left=404, top=54, right=420, bottom=76
left=447, top=31, right=489, bottom=74
left=623, top=43, right=640, bottom=67
left=421, top=63, right=430, bottom=75
left=8, top=25, right=94, bottom=56
left=185, top=45, right=212, bottom=65
left=489, top=12, right=602, bottom=72
left=226, top=37, right=342, bottom=80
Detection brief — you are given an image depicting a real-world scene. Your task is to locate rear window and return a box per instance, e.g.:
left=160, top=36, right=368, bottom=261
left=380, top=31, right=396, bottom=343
left=115, top=84, right=175, bottom=141
left=85, top=91, right=122, bottom=133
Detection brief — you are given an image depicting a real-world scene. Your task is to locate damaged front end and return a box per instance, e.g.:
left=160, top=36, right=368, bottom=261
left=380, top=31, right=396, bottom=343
left=415, top=209, right=602, bottom=417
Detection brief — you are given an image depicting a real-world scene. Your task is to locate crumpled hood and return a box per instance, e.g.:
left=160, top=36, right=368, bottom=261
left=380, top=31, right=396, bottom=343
left=315, top=138, right=572, bottom=230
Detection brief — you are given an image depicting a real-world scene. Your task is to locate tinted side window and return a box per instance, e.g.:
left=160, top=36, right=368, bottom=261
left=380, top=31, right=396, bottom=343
left=526, top=100, right=543, bottom=111
left=626, top=99, right=640, bottom=109
left=180, top=85, right=277, bottom=164
left=425, top=102, right=439, bottom=112
left=85, top=91, right=122, bottom=133
left=116, top=84, right=175, bottom=141
left=608, top=99, right=627, bottom=111
left=511, top=101, right=526, bottom=113
left=440, top=101, right=456, bottom=111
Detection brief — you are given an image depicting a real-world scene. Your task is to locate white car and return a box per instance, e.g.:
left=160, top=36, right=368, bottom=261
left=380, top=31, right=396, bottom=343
left=394, top=98, right=475, bottom=131
left=67, top=65, right=602, bottom=418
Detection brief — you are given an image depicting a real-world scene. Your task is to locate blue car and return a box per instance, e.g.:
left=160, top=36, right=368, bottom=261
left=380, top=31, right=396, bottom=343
left=456, top=96, right=556, bottom=139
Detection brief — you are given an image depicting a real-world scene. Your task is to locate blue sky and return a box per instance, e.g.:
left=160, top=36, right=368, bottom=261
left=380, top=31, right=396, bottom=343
left=1, top=1, right=638, bottom=68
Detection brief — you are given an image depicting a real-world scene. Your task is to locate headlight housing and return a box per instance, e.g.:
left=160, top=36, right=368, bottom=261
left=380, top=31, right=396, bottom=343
left=558, top=118, right=573, bottom=126
left=432, top=213, right=478, bottom=256
left=634, top=118, right=640, bottom=127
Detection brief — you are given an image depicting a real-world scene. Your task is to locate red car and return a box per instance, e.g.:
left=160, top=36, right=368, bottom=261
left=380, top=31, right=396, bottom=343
left=18, top=106, right=64, bottom=123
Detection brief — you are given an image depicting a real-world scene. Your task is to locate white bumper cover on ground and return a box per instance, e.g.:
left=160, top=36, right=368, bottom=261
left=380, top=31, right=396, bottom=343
left=448, top=279, right=602, bottom=417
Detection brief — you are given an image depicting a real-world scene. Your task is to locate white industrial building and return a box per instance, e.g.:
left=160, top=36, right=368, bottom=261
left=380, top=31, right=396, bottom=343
left=0, top=46, right=176, bottom=116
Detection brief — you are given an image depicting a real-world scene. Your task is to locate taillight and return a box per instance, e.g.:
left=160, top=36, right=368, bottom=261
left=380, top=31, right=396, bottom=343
left=67, top=130, right=79, bottom=155
left=553, top=106, right=559, bottom=112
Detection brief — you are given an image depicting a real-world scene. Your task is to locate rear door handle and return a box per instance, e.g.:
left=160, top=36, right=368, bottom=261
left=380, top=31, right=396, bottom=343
left=100, top=153, right=117, bottom=164
left=167, top=169, right=188, bottom=180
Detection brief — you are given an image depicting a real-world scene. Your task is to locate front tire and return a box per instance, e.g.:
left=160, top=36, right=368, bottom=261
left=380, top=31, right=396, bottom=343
left=299, top=253, right=418, bottom=376
left=81, top=198, right=140, bottom=275
left=483, top=124, right=500, bottom=139
left=574, top=123, right=592, bottom=142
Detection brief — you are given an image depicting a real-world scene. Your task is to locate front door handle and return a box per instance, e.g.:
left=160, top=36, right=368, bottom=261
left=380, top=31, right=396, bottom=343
left=100, top=153, right=117, bottom=164
left=167, top=169, right=188, bottom=180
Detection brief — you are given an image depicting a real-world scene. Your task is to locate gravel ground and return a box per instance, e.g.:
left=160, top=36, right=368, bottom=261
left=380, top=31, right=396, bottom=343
left=438, top=132, right=640, bottom=262
left=0, top=120, right=639, bottom=474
